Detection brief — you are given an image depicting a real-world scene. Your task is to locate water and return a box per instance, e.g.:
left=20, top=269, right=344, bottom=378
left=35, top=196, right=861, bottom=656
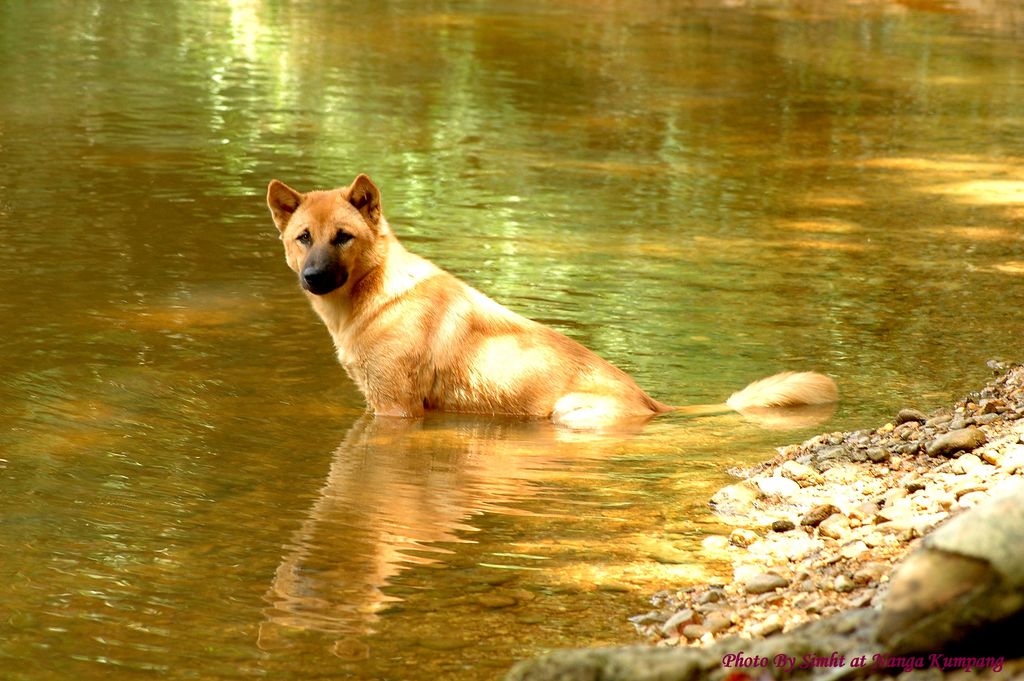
left=2, top=0, right=1023, bottom=678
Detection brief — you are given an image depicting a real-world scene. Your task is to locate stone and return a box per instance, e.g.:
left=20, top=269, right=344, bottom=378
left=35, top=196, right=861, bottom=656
left=879, top=480, right=1024, bottom=654
left=999, top=444, right=1024, bottom=474
left=698, top=588, right=725, bottom=604
left=729, top=528, right=759, bottom=548
left=833, top=574, right=855, bottom=592
left=895, top=408, right=928, bottom=425
left=709, top=481, right=761, bottom=516
left=744, top=572, right=790, bottom=594
left=925, top=427, right=987, bottom=457
left=818, top=513, right=851, bottom=540
left=680, top=624, right=706, bottom=640
left=755, top=475, right=801, bottom=498
left=951, top=453, right=982, bottom=474
left=840, top=541, right=868, bottom=560
left=704, top=611, right=731, bottom=633
left=853, top=562, right=888, bottom=584
left=801, top=504, right=840, bottom=527
left=751, top=615, right=783, bottom=637
left=780, top=460, right=824, bottom=486
left=866, top=447, right=890, bottom=463
left=660, top=608, right=694, bottom=636
left=771, top=519, right=796, bottom=533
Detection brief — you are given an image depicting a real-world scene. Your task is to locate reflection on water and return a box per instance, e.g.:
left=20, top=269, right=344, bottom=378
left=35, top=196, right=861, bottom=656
left=256, top=413, right=734, bottom=675
left=2, top=0, right=1024, bottom=679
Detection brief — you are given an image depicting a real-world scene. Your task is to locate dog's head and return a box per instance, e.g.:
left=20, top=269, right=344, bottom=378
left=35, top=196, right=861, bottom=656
left=266, top=175, right=385, bottom=296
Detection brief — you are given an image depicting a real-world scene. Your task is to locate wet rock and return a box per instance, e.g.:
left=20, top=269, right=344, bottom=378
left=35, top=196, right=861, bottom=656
left=878, top=480, right=1024, bottom=654
left=925, top=426, right=987, bottom=457
left=801, top=504, right=840, bottom=527
left=895, top=408, right=928, bottom=425
left=743, top=572, right=790, bottom=594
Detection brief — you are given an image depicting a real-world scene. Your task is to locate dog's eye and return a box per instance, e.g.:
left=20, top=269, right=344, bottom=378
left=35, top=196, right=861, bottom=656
left=296, top=230, right=312, bottom=246
left=333, top=231, right=353, bottom=246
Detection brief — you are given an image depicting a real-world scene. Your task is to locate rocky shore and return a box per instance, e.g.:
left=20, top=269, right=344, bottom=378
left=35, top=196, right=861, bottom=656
left=506, top=362, right=1024, bottom=680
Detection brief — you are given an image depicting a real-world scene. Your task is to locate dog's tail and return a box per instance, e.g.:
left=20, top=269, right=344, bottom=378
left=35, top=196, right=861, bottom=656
left=671, top=371, right=838, bottom=417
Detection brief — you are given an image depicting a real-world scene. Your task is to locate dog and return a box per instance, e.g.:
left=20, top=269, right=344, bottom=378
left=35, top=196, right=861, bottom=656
left=266, top=175, right=837, bottom=429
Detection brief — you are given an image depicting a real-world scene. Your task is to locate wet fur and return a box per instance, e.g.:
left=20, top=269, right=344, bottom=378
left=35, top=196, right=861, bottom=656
left=267, top=175, right=837, bottom=429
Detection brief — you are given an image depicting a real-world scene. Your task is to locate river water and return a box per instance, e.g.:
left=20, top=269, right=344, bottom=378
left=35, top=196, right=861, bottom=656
left=2, top=1, right=1023, bottom=679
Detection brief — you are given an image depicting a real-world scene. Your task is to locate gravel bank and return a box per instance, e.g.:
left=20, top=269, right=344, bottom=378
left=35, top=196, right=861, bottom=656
left=507, top=362, right=1024, bottom=680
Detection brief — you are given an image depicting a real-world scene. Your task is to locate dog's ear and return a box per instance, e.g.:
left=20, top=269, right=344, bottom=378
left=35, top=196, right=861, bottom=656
left=267, top=180, right=303, bottom=233
left=346, top=174, right=382, bottom=227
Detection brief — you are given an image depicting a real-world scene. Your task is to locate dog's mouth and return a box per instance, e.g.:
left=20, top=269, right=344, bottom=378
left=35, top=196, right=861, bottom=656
left=300, top=266, right=349, bottom=296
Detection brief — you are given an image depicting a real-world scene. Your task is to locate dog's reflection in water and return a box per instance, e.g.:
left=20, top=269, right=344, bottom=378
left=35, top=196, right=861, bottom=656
left=256, top=413, right=621, bottom=655
left=257, top=403, right=835, bottom=657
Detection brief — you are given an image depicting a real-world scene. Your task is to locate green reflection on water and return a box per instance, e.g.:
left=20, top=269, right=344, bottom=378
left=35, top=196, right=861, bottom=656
left=2, top=0, right=1024, bottom=678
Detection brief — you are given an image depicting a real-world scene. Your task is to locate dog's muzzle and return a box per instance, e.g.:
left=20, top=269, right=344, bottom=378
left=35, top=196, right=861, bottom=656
left=300, top=247, right=348, bottom=295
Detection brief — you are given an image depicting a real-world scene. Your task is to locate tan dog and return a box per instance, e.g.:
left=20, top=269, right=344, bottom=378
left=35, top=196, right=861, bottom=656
left=266, top=175, right=837, bottom=429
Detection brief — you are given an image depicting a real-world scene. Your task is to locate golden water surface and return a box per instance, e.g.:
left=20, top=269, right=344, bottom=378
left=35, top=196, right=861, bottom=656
left=2, top=1, right=1024, bottom=679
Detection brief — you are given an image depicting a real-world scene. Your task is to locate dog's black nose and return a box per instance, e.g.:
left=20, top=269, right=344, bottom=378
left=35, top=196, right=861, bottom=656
left=301, top=264, right=346, bottom=295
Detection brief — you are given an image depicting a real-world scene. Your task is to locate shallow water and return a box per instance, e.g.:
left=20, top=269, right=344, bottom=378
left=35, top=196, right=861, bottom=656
left=2, top=0, right=1024, bottom=678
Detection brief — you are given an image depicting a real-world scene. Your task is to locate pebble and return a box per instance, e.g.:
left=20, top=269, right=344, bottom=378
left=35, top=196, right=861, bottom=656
left=801, top=504, right=840, bottom=527
left=895, top=408, right=928, bottom=425
left=818, top=513, right=851, bottom=540
left=839, top=540, right=868, bottom=559
left=925, top=426, right=987, bottom=457
left=780, top=460, right=824, bottom=487
left=756, top=475, right=801, bottom=498
left=681, top=624, right=706, bottom=640
left=866, top=447, right=890, bottom=463
left=771, top=519, right=796, bottom=533
left=1000, top=444, right=1024, bottom=473
left=660, top=608, right=694, bottom=636
left=729, top=528, right=759, bottom=548
left=704, top=611, right=732, bottom=633
left=743, top=572, right=790, bottom=594
left=951, top=453, right=982, bottom=474
left=698, top=588, right=725, bottom=604
left=751, top=615, right=784, bottom=637
left=833, top=574, right=855, bottom=592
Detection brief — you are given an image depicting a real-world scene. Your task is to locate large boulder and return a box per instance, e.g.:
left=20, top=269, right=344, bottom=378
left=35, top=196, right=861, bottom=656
left=878, top=479, right=1024, bottom=653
